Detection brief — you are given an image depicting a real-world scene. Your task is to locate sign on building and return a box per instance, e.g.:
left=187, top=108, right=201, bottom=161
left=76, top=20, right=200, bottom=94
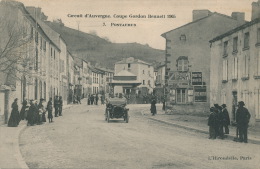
left=192, top=72, right=202, bottom=85
left=194, top=86, right=206, bottom=102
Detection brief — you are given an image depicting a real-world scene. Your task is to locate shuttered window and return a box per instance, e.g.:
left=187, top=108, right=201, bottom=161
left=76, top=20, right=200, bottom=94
left=222, top=60, right=228, bottom=81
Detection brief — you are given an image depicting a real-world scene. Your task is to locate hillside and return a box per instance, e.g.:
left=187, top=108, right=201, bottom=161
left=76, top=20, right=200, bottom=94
left=45, top=21, right=165, bottom=69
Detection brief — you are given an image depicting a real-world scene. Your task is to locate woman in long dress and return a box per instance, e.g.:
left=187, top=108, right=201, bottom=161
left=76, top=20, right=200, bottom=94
left=27, top=100, right=37, bottom=126
left=38, top=99, right=46, bottom=124
left=8, top=98, right=21, bottom=127
left=20, top=98, right=28, bottom=120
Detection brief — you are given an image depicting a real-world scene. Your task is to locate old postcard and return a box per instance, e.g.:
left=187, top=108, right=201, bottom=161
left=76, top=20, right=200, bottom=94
left=0, top=0, right=259, bottom=168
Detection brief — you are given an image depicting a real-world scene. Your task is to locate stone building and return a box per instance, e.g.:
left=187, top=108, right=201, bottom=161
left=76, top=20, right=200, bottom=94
left=115, top=57, right=154, bottom=95
left=0, top=1, right=61, bottom=123
left=210, top=0, right=260, bottom=125
left=161, top=10, right=245, bottom=114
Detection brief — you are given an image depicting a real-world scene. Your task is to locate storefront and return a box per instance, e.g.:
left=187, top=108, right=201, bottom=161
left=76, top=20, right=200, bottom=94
left=167, top=71, right=207, bottom=106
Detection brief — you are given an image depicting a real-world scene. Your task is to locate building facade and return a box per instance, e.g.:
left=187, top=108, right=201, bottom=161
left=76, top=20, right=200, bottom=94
left=115, top=57, right=154, bottom=95
left=210, top=1, right=260, bottom=125
left=0, top=1, right=62, bottom=123
left=161, top=10, right=245, bottom=114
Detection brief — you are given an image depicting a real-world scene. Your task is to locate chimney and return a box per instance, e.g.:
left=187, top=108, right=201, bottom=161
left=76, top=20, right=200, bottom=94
left=192, top=10, right=212, bottom=21
left=252, top=0, right=260, bottom=21
left=231, top=12, right=245, bottom=22
left=26, top=6, right=48, bottom=20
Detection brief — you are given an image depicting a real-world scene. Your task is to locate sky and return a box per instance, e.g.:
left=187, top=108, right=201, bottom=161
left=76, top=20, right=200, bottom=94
left=15, top=0, right=256, bottom=50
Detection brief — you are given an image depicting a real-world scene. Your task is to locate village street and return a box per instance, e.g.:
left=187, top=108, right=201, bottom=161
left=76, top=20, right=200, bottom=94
left=20, top=100, right=260, bottom=169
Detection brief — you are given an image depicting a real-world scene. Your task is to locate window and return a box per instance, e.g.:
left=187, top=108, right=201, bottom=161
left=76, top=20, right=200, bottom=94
left=232, top=57, right=238, bottom=80
left=60, top=60, right=64, bottom=73
left=233, top=37, right=238, bottom=52
left=222, top=60, right=228, bottom=81
left=180, top=34, right=186, bottom=41
left=35, top=79, right=38, bottom=100
left=128, top=63, right=131, bottom=69
left=44, top=82, right=46, bottom=100
left=243, top=55, right=249, bottom=78
left=43, top=40, right=46, bottom=51
left=51, top=47, right=53, bottom=56
left=40, top=37, right=42, bottom=50
left=254, top=89, right=260, bottom=119
left=35, top=31, right=38, bottom=44
left=23, top=24, right=27, bottom=38
left=176, top=89, right=186, bottom=103
left=257, top=28, right=260, bottom=43
left=177, top=58, right=188, bottom=72
left=143, top=70, right=145, bottom=74
left=30, top=27, right=33, bottom=39
left=223, top=41, right=228, bottom=56
left=35, top=48, right=38, bottom=70
left=244, top=32, right=250, bottom=48
left=221, top=92, right=226, bottom=104
left=143, top=80, right=145, bottom=85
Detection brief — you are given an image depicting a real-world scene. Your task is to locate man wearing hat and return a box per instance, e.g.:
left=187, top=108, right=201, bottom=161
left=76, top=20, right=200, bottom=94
left=236, top=101, right=251, bottom=143
left=208, top=107, right=217, bottom=139
left=213, top=104, right=221, bottom=137
left=221, top=104, right=230, bottom=134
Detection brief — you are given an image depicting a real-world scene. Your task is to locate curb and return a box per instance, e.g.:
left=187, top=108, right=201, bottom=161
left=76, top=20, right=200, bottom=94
left=149, top=117, right=208, bottom=134
left=16, top=123, right=29, bottom=169
left=146, top=114, right=260, bottom=145
left=16, top=104, right=73, bottom=169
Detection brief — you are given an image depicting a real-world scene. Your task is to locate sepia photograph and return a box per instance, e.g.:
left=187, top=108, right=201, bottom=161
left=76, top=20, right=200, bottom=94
left=0, top=0, right=260, bottom=168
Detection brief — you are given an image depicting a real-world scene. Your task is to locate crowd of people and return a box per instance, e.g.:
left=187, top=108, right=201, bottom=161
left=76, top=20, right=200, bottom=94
left=208, top=101, right=251, bottom=143
left=7, top=96, right=63, bottom=127
left=86, top=94, right=105, bottom=105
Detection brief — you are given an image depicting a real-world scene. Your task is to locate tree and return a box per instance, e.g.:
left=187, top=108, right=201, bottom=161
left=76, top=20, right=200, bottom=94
left=0, top=4, right=35, bottom=123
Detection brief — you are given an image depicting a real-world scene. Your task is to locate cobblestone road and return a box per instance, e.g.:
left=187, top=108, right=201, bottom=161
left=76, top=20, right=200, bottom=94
left=20, top=103, right=260, bottom=169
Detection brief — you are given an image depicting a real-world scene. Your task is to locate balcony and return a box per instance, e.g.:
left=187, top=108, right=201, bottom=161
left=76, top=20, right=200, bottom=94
left=254, top=73, right=260, bottom=79
left=222, top=79, right=228, bottom=83
left=241, top=74, right=249, bottom=81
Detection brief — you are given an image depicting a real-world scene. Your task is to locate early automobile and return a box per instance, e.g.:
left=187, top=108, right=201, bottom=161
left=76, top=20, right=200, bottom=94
left=105, top=96, right=129, bottom=123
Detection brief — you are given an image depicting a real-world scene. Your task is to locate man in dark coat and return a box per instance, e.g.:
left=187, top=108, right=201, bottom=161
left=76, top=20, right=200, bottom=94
left=162, top=95, right=166, bottom=111
left=47, top=98, right=53, bottom=123
left=221, top=104, right=230, bottom=134
left=54, top=96, right=59, bottom=117
left=213, top=104, right=220, bottom=137
left=90, top=95, right=94, bottom=105
left=59, top=96, right=63, bottom=116
left=150, top=99, right=157, bottom=116
left=208, top=107, right=217, bottom=139
left=217, top=105, right=225, bottom=139
left=88, top=94, right=91, bottom=105
left=95, top=94, right=99, bottom=105
left=236, top=101, right=251, bottom=143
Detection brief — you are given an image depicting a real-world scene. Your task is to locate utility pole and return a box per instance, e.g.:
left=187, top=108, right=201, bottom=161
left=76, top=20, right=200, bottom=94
left=76, top=21, right=80, bottom=37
